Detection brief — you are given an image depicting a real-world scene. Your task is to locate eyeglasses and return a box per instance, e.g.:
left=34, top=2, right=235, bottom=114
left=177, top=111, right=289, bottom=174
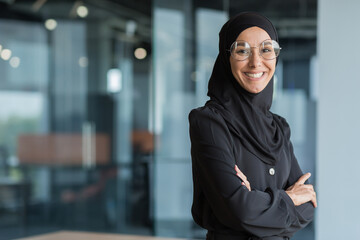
left=229, top=39, right=281, bottom=61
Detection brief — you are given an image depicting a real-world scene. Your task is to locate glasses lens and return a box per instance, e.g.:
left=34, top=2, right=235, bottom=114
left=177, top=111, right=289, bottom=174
left=260, top=40, right=281, bottom=60
left=230, top=41, right=250, bottom=61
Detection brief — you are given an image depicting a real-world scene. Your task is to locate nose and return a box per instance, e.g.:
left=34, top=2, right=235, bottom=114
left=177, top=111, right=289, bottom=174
left=248, top=49, right=262, bottom=67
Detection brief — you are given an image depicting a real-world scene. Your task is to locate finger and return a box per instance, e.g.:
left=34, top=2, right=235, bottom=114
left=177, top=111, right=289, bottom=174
left=311, top=196, right=317, bottom=207
left=303, top=184, right=314, bottom=191
left=236, top=172, right=250, bottom=188
left=296, top=172, right=311, bottom=185
left=237, top=172, right=250, bottom=189
left=246, top=181, right=251, bottom=191
left=241, top=180, right=251, bottom=191
left=312, top=192, right=318, bottom=208
left=236, top=172, right=247, bottom=183
left=235, top=165, right=247, bottom=180
left=235, top=165, right=251, bottom=191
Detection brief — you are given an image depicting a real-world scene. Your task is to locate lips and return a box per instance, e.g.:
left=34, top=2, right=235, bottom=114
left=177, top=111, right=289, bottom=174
left=245, top=72, right=264, bottom=78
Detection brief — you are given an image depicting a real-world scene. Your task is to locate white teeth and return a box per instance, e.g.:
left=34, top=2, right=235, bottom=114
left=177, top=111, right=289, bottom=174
left=245, top=72, right=264, bottom=78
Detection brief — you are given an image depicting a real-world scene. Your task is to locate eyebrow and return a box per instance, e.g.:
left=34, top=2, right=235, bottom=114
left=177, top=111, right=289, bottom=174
left=263, top=41, right=273, bottom=46
left=236, top=38, right=272, bottom=46
left=236, top=42, right=247, bottom=47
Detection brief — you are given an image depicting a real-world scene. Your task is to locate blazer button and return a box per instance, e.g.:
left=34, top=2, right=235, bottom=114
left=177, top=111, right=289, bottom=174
left=269, top=168, right=275, bottom=175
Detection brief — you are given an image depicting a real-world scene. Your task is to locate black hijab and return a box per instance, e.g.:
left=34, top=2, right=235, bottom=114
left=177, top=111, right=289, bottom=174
left=206, top=12, right=286, bottom=166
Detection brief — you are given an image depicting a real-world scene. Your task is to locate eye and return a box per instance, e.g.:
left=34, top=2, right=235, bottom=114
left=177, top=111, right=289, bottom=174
left=235, top=48, right=250, bottom=55
left=261, top=47, right=274, bottom=53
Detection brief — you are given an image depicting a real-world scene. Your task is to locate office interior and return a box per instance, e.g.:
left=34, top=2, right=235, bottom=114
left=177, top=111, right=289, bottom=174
left=0, top=0, right=318, bottom=239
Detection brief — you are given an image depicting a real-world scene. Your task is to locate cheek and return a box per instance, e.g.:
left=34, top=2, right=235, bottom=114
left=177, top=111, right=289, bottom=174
left=230, top=60, right=245, bottom=76
left=229, top=60, right=237, bottom=78
left=271, top=61, right=276, bottom=71
left=266, top=61, right=276, bottom=76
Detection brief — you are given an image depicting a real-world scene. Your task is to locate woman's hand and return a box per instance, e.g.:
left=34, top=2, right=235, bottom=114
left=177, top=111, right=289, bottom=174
left=286, top=173, right=317, bottom=208
left=235, top=165, right=251, bottom=191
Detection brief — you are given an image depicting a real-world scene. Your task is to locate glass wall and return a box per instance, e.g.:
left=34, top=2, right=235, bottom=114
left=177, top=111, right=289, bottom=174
left=152, top=0, right=227, bottom=238
left=0, top=1, right=152, bottom=239
left=0, top=0, right=317, bottom=239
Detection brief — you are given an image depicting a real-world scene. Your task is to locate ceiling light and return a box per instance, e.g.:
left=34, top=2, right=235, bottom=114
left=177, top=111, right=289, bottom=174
left=45, top=19, right=57, bottom=31
left=107, top=69, right=122, bottom=93
left=10, top=57, right=20, bottom=68
left=77, top=5, right=89, bottom=18
left=134, top=48, right=147, bottom=60
left=1, top=49, right=12, bottom=61
left=126, top=20, right=137, bottom=36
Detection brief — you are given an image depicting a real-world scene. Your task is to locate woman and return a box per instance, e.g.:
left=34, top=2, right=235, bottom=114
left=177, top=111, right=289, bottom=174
left=189, top=12, right=317, bottom=240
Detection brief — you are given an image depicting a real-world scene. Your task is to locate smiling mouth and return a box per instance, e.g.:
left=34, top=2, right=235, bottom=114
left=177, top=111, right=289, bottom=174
left=245, top=72, right=264, bottom=78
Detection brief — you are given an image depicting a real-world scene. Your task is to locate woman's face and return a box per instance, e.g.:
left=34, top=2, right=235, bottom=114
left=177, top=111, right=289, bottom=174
left=229, top=27, right=276, bottom=94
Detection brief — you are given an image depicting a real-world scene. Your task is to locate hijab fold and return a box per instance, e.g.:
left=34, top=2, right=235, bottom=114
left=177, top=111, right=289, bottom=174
left=206, top=12, right=286, bottom=166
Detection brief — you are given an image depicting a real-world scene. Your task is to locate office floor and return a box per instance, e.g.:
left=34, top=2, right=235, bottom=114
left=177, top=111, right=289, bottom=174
left=16, top=231, right=188, bottom=240
left=0, top=225, right=154, bottom=240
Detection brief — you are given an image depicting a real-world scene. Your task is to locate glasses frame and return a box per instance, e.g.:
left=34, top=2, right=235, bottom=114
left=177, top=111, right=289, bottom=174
left=229, top=39, right=281, bottom=61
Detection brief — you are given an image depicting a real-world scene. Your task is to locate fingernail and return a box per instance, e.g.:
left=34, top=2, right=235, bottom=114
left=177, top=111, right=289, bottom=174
left=241, top=182, right=245, bottom=185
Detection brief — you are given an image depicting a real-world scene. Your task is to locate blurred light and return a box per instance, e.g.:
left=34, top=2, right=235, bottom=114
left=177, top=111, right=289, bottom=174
left=107, top=69, right=122, bottom=93
left=79, top=57, right=88, bottom=67
left=1, top=49, right=12, bottom=61
left=134, top=48, right=147, bottom=60
left=126, top=20, right=137, bottom=36
left=0, top=45, right=2, bottom=52
left=77, top=5, right=88, bottom=18
left=9, top=57, right=20, bottom=68
left=45, top=19, right=57, bottom=30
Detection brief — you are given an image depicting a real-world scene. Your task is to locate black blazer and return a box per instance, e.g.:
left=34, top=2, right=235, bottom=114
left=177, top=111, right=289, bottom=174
left=189, top=106, right=314, bottom=239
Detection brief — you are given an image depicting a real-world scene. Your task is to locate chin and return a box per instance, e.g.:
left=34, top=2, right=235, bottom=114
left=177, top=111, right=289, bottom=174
left=244, top=84, right=266, bottom=94
left=247, top=89, right=263, bottom=94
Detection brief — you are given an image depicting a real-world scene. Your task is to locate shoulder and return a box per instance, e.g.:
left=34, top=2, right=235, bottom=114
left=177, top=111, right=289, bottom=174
left=272, top=113, right=291, bottom=139
left=189, top=106, right=232, bottom=146
left=189, top=105, right=226, bottom=127
left=188, top=105, right=231, bottom=139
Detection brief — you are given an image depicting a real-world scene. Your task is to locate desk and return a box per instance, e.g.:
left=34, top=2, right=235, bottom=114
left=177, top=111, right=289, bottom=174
left=16, top=231, right=187, bottom=240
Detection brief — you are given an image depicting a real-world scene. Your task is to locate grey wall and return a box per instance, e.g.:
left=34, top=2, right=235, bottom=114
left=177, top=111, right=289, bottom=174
left=317, top=0, right=360, bottom=239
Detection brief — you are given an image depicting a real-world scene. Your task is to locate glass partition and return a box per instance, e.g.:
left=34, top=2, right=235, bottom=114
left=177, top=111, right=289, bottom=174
left=0, top=1, right=152, bottom=239
left=152, top=0, right=228, bottom=238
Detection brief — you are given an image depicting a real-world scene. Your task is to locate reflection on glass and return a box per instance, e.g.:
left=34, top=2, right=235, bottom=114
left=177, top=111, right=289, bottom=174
left=9, top=57, right=20, bottom=68
left=1, top=49, right=12, bottom=60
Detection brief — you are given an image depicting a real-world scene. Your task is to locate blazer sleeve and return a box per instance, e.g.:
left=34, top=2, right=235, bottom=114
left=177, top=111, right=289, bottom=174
left=189, top=107, right=313, bottom=238
left=281, top=139, right=315, bottom=237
